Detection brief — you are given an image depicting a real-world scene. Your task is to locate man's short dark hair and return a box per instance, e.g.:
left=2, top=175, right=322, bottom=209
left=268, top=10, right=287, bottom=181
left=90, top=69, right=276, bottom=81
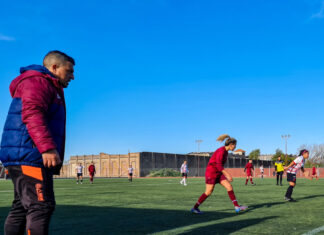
left=43, top=50, right=75, bottom=68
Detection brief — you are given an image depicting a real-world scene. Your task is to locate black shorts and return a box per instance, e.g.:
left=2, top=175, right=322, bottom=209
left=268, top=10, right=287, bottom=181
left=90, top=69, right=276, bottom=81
left=182, top=173, right=188, bottom=177
left=287, top=173, right=296, bottom=183
left=129, top=173, right=133, bottom=176
left=77, top=173, right=83, bottom=177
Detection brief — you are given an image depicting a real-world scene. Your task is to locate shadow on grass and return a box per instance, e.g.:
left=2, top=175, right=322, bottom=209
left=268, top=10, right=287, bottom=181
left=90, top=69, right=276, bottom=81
left=181, top=217, right=277, bottom=235
left=248, top=194, right=324, bottom=211
left=0, top=206, right=276, bottom=235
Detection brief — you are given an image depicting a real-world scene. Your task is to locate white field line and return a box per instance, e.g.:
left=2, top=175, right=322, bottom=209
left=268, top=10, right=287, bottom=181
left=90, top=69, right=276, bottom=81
left=302, top=225, right=324, bottom=235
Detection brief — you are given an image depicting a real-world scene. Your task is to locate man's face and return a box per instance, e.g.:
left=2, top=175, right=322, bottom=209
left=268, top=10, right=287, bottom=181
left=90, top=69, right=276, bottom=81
left=53, top=61, right=74, bottom=88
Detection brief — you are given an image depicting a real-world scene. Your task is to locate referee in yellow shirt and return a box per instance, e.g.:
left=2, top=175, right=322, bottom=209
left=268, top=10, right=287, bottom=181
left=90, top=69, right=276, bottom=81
left=275, top=156, right=285, bottom=186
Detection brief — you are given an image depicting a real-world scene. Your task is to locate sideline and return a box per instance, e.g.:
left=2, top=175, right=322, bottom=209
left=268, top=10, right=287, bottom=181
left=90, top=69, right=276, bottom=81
left=302, top=226, right=324, bottom=235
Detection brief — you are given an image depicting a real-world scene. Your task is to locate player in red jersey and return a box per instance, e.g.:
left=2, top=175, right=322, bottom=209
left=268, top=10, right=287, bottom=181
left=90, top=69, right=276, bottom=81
left=244, top=159, right=255, bottom=185
left=88, top=161, right=96, bottom=184
left=311, top=164, right=319, bottom=181
left=191, top=134, right=248, bottom=214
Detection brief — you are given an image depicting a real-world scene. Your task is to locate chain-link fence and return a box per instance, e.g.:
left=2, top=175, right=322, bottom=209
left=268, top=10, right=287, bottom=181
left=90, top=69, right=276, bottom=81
left=139, top=152, right=272, bottom=177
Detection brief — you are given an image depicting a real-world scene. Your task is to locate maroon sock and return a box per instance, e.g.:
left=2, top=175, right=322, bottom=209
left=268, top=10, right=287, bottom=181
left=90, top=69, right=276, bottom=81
left=250, top=178, right=254, bottom=184
left=228, top=190, right=239, bottom=207
left=245, top=179, right=248, bottom=185
left=194, top=193, right=208, bottom=209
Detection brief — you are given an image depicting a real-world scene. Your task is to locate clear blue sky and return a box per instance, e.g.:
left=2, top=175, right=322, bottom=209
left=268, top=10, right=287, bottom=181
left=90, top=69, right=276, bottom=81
left=1, top=0, right=324, bottom=160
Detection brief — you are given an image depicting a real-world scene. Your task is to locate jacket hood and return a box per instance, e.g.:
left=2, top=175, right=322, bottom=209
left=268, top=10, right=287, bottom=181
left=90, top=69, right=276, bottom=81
left=19, top=64, right=54, bottom=76
left=10, top=65, right=59, bottom=97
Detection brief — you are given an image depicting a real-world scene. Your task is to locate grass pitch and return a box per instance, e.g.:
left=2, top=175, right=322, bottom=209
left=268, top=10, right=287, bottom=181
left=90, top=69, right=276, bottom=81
left=0, top=177, right=324, bottom=234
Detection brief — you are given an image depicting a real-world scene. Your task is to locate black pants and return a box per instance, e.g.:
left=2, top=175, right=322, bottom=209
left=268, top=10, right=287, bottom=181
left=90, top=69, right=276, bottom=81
left=276, top=171, right=283, bottom=185
left=4, top=165, right=55, bottom=235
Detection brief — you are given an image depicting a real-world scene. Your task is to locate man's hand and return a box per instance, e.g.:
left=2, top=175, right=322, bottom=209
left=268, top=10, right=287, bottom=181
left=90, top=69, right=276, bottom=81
left=42, top=149, right=61, bottom=168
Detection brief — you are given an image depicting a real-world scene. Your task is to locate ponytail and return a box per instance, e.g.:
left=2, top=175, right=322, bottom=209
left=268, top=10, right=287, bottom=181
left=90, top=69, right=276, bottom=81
left=217, top=134, right=237, bottom=146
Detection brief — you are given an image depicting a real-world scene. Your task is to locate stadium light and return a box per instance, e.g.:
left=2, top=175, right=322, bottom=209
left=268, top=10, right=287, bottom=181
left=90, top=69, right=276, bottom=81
left=281, top=134, right=291, bottom=164
left=195, top=140, right=203, bottom=177
left=195, top=140, right=203, bottom=153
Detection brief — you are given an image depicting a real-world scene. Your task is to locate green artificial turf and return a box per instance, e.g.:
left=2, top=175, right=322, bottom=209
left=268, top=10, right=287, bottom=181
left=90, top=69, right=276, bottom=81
left=0, top=177, right=323, bottom=234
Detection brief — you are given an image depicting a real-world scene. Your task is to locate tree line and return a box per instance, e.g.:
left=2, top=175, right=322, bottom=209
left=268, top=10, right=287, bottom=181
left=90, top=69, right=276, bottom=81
left=248, top=144, right=324, bottom=167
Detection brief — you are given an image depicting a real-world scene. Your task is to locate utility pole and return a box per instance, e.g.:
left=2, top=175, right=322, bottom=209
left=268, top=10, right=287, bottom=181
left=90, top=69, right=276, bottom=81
left=195, top=140, right=203, bottom=153
left=195, top=140, right=203, bottom=177
left=281, top=134, right=290, bottom=165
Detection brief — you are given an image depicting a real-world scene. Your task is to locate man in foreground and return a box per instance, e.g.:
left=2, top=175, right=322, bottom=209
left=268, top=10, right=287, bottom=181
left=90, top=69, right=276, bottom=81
left=0, top=50, right=75, bottom=235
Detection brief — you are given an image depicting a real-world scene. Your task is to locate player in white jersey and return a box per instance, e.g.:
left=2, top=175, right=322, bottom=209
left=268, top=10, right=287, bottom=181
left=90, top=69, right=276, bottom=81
left=283, top=149, right=310, bottom=202
left=260, top=164, right=264, bottom=179
left=75, top=163, right=84, bottom=184
left=180, top=161, right=189, bottom=186
left=128, top=165, right=134, bottom=182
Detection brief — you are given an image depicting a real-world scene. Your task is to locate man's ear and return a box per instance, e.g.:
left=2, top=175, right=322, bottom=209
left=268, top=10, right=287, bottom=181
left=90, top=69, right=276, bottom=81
left=52, top=64, right=58, bottom=73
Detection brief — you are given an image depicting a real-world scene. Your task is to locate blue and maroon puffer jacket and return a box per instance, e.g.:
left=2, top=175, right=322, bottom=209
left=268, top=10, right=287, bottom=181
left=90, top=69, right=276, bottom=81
left=0, top=65, right=66, bottom=174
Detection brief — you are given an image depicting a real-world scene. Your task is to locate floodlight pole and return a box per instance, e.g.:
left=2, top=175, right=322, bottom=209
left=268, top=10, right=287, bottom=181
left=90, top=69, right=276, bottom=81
left=196, top=140, right=203, bottom=153
left=281, top=134, right=290, bottom=164
left=195, top=140, right=203, bottom=177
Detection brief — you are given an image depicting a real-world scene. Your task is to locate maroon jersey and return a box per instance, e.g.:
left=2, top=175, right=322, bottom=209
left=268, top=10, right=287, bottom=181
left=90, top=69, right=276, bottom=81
left=312, top=167, right=316, bottom=175
left=245, top=163, right=254, bottom=174
left=88, top=165, right=96, bottom=173
left=206, top=146, right=228, bottom=173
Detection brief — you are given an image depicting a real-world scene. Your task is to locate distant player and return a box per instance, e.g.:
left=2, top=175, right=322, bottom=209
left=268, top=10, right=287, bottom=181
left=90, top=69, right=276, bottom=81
left=275, top=156, right=284, bottom=186
left=191, top=134, right=248, bottom=214
left=76, top=163, right=84, bottom=184
left=180, top=161, right=189, bottom=186
left=260, top=164, right=264, bottom=179
left=311, top=164, right=319, bottom=181
left=128, top=165, right=134, bottom=182
left=4, top=168, right=9, bottom=180
left=284, top=149, right=310, bottom=202
left=88, top=161, right=96, bottom=184
left=244, top=160, right=255, bottom=185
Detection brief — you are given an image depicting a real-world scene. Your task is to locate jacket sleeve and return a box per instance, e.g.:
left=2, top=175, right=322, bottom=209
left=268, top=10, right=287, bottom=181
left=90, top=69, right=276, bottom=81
left=19, top=76, right=57, bottom=153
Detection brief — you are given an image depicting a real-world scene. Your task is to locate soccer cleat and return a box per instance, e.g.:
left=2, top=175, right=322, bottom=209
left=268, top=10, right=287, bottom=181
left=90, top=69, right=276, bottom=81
left=235, top=205, right=248, bottom=213
left=289, top=198, right=297, bottom=202
left=251, top=183, right=256, bottom=186
left=284, top=197, right=296, bottom=202
left=191, top=208, right=203, bottom=214
left=184, top=183, right=187, bottom=186
left=180, top=180, right=183, bottom=185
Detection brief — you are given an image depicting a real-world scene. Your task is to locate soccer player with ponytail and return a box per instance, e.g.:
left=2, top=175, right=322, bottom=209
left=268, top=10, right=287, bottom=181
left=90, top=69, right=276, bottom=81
left=284, top=149, right=310, bottom=202
left=191, top=134, right=248, bottom=214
